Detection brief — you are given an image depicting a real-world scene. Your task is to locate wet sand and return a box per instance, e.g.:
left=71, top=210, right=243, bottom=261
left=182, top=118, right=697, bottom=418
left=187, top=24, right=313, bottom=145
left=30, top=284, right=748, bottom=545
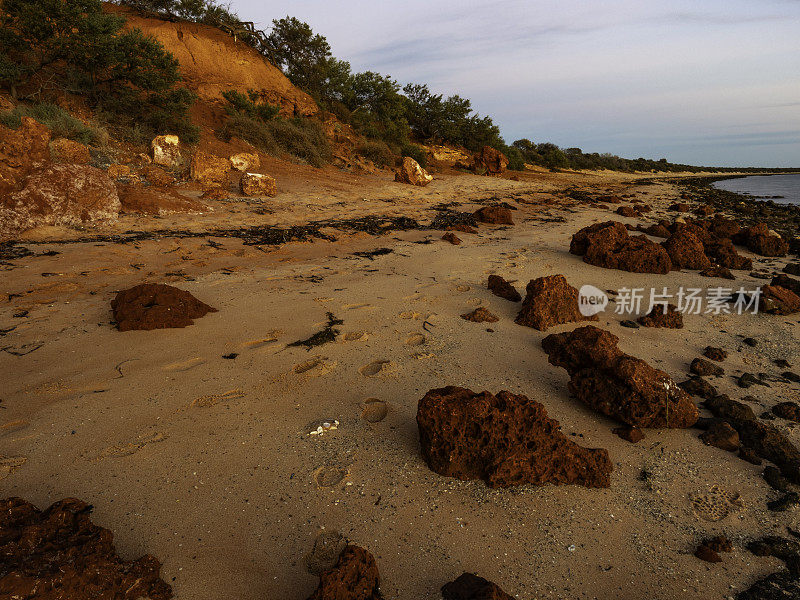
left=1, top=168, right=798, bottom=599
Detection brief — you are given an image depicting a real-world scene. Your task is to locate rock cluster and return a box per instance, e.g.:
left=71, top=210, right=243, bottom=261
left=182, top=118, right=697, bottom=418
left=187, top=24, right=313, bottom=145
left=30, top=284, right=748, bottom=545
left=514, top=275, right=597, bottom=331
left=542, top=326, right=698, bottom=428
left=111, top=283, right=217, bottom=331
left=416, top=386, right=613, bottom=488
left=0, top=497, right=172, bottom=600
left=569, top=221, right=672, bottom=274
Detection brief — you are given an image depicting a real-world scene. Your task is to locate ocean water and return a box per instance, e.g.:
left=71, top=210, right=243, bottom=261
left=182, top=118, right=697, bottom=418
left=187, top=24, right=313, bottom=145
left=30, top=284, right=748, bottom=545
left=712, top=174, right=800, bottom=205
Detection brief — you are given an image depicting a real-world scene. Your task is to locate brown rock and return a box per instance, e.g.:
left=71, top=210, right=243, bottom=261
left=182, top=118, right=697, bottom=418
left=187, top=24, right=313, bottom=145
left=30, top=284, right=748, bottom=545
left=570, top=221, right=672, bottom=274
left=306, top=545, right=380, bottom=600
left=416, top=386, right=613, bottom=488
left=638, top=223, right=671, bottom=238
left=542, top=325, right=698, bottom=428
left=140, top=165, right=174, bottom=187
left=447, top=223, right=478, bottom=234
left=0, top=164, right=119, bottom=237
left=118, top=184, right=209, bottom=216
left=616, top=205, right=640, bottom=217
left=612, top=425, right=644, bottom=443
left=200, top=187, right=230, bottom=200
left=761, top=285, right=800, bottom=315
left=773, top=402, right=800, bottom=422
left=474, top=205, right=514, bottom=225
left=514, top=274, right=598, bottom=331
left=0, top=117, right=51, bottom=194
left=50, top=137, right=91, bottom=164
left=394, top=156, right=433, bottom=186
left=694, top=544, right=722, bottom=563
left=691, top=357, right=724, bottom=377
left=229, top=152, right=260, bottom=172
left=0, top=497, right=172, bottom=600
left=190, top=151, right=230, bottom=189
left=703, top=346, right=728, bottom=362
left=704, top=238, right=752, bottom=270
left=150, top=134, right=181, bottom=167
left=473, top=146, right=509, bottom=175
left=699, top=265, right=735, bottom=280
left=669, top=202, right=691, bottom=212
left=487, top=275, right=522, bottom=302
left=679, top=377, right=718, bottom=400
left=107, top=164, right=132, bottom=179
left=734, top=223, right=788, bottom=257
left=662, top=230, right=711, bottom=270
left=441, top=573, right=514, bottom=600
left=704, top=535, right=733, bottom=553
left=442, top=232, right=462, bottom=245
left=705, top=215, right=741, bottom=239
left=240, top=172, right=277, bottom=196
left=111, top=283, right=217, bottom=331
left=770, top=274, right=800, bottom=297
left=637, top=304, right=684, bottom=328
left=700, top=421, right=740, bottom=451
left=694, top=204, right=715, bottom=216
left=461, top=307, right=499, bottom=323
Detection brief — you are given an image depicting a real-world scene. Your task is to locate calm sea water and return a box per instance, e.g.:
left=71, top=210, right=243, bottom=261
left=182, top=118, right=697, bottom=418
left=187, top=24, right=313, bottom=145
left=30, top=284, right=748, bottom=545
left=712, top=174, right=800, bottom=205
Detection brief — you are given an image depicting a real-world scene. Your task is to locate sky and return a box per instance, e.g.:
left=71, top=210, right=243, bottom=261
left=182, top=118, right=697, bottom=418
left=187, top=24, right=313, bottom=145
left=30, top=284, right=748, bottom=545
left=235, top=0, right=800, bottom=167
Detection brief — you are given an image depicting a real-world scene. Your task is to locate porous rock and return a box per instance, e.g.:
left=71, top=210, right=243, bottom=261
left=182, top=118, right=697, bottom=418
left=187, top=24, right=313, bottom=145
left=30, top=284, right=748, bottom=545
left=0, top=497, right=172, bottom=600
left=637, top=303, right=683, bottom=328
left=306, top=545, right=380, bottom=600
left=487, top=275, right=522, bottom=302
left=514, top=274, right=597, bottom=331
left=111, top=283, right=217, bottom=331
left=662, top=230, right=711, bottom=270
left=761, top=285, right=800, bottom=315
left=570, top=221, right=672, bottom=274
left=240, top=172, right=277, bottom=196
left=474, top=205, right=514, bottom=225
left=461, top=307, right=499, bottom=323
left=416, top=386, right=613, bottom=488
left=190, top=151, right=230, bottom=189
left=542, top=326, right=698, bottom=428
left=441, top=573, right=514, bottom=600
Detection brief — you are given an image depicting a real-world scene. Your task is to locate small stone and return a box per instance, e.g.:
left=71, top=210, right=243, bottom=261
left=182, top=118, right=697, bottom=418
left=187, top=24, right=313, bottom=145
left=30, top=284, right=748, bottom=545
left=612, top=425, right=644, bottom=443
left=700, top=421, right=740, bottom=452
left=461, top=307, right=499, bottom=323
left=691, top=357, right=724, bottom=377
left=703, top=346, right=728, bottom=362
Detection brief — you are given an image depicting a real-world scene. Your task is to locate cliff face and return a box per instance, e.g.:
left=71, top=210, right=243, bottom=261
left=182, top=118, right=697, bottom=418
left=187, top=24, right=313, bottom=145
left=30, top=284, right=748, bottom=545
left=105, top=4, right=318, bottom=117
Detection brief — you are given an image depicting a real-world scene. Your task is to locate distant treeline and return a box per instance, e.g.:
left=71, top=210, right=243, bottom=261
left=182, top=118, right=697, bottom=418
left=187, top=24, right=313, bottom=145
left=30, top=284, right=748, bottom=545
left=114, top=0, right=798, bottom=172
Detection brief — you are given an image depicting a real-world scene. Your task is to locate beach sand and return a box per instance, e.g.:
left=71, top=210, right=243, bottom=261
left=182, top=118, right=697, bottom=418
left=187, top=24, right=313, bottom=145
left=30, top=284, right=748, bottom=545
left=1, top=167, right=798, bottom=599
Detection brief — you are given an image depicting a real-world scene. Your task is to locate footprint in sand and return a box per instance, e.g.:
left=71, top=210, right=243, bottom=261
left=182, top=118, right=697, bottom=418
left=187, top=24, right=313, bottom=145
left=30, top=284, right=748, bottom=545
left=343, top=331, right=369, bottom=342
left=399, top=310, right=422, bottom=320
left=164, top=358, right=205, bottom=372
left=243, top=330, right=283, bottom=350
left=191, top=388, right=245, bottom=408
left=465, top=297, right=484, bottom=306
left=361, top=399, right=388, bottom=423
left=0, top=420, right=29, bottom=438
left=359, top=360, right=398, bottom=377
left=294, top=357, right=336, bottom=377
left=313, top=465, right=349, bottom=488
left=96, top=432, right=167, bottom=460
left=0, top=456, right=26, bottom=480
left=454, top=284, right=471, bottom=293
left=405, top=333, right=426, bottom=346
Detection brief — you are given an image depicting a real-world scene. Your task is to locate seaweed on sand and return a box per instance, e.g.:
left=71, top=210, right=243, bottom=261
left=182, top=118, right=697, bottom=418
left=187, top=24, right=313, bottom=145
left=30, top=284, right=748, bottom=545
left=288, top=312, right=343, bottom=350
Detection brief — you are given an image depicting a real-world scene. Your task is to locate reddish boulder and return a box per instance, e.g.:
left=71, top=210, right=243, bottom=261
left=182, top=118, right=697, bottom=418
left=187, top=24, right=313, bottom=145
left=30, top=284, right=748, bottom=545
left=616, top=205, right=640, bottom=218
left=190, top=151, right=230, bottom=189
left=694, top=204, right=715, bottom=217
left=0, top=497, right=172, bottom=600
left=442, top=232, right=462, bottom=245
left=394, top=156, right=433, bottom=186
left=307, top=545, right=380, bottom=600
left=542, top=326, right=698, bottom=428
left=703, top=347, right=728, bottom=362
left=662, top=230, right=711, bottom=270
left=118, top=185, right=209, bottom=216
left=50, top=137, right=91, bottom=164
left=570, top=221, right=672, bottom=274
left=111, top=283, right=217, bottom=331
left=705, top=215, right=740, bottom=239
left=417, top=386, right=613, bottom=488
left=638, top=223, right=671, bottom=238
left=473, top=146, right=509, bottom=175
left=733, top=223, right=788, bottom=257
left=487, top=275, right=521, bottom=302
left=637, top=304, right=684, bottom=328
left=691, top=357, right=724, bottom=377
left=514, top=274, right=598, bottom=331
left=0, top=117, right=50, bottom=194
left=474, top=205, right=514, bottom=225
left=461, top=307, right=499, bottom=323
left=612, top=425, right=644, bottom=443
left=441, top=573, right=514, bottom=600
left=699, top=265, right=735, bottom=280
left=704, top=238, right=752, bottom=270
left=1, top=164, right=119, bottom=238
left=770, top=274, right=800, bottom=297
left=761, top=285, right=800, bottom=315
left=700, top=421, right=740, bottom=451
left=773, top=402, right=800, bottom=422
left=669, top=202, right=691, bottom=212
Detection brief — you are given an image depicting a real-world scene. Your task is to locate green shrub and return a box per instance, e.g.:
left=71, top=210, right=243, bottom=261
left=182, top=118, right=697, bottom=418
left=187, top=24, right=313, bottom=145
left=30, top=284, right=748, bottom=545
left=220, top=113, right=331, bottom=168
left=400, top=143, right=427, bottom=168
left=0, top=103, right=105, bottom=146
left=356, top=140, right=396, bottom=167
left=221, top=90, right=280, bottom=121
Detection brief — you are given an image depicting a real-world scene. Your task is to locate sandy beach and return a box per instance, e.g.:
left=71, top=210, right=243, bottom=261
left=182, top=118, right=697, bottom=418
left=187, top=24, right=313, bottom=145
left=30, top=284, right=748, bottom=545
left=2, top=166, right=799, bottom=599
